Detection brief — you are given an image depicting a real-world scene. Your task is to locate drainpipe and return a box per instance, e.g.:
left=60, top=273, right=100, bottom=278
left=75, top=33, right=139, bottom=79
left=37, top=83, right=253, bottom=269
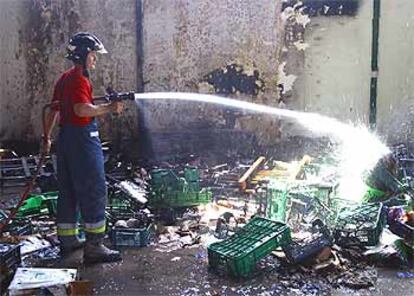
left=369, top=0, right=381, bottom=129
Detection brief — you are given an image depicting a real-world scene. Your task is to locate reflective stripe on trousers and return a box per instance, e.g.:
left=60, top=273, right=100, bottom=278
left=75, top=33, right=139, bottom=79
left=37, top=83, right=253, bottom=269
left=56, top=119, right=106, bottom=237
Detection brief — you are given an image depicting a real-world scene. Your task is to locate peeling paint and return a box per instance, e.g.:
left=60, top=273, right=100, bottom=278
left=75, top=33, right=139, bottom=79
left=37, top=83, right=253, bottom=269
left=282, top=0, right=360, bottom=16
left=278, top=62, right=297, bottom=93
left=293, top=40, right=309, bottom=51
left=281, top=2, right=311, bottom=29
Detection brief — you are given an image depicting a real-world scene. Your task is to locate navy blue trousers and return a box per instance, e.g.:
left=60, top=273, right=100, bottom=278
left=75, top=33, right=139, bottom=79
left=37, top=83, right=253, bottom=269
left=56, top=119, right=107, bottom=242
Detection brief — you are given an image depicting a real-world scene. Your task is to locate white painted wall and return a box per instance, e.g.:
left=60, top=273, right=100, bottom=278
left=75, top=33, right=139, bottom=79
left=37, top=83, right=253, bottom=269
left=297, top=0, right=414, bottom=147
left=377, top=0, right=414, bottom=146
left=299, top=0, right=372, bottom=124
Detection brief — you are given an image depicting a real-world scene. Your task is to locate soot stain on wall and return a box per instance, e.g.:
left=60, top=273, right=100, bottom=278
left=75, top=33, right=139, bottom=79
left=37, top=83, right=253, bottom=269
left=203, top=63, right=265, bottom=96
left=282, top=0, right=360, bottom=16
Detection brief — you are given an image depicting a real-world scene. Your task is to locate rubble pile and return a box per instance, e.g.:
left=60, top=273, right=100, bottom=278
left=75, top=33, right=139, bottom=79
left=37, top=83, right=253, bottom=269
left=0, top=145, right=413, bottom=295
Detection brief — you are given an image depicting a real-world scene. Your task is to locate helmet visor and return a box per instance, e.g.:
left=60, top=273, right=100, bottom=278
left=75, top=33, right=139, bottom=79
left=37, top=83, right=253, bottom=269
left=96, top=47, right=108, bottom=54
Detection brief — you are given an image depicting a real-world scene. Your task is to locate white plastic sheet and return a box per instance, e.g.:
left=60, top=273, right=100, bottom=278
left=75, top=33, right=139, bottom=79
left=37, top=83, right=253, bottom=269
left=8, top=268, right=77, bottom=293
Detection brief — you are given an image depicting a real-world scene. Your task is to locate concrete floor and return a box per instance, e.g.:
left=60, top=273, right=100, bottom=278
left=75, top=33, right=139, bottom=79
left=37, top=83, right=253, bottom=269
left=1, top=163, right=413, bottom=295
left=30, top=245, right=413, bottom=296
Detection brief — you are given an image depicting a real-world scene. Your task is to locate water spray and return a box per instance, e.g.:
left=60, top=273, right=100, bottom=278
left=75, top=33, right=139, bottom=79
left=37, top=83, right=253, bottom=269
left=133, top=92, right=390, bottom=201
left=0, top=90, right=392, bottom=235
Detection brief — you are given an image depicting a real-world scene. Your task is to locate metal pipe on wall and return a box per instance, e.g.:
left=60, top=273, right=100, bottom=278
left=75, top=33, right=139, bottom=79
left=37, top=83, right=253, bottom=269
left=369, top=0, right=381, bottom=129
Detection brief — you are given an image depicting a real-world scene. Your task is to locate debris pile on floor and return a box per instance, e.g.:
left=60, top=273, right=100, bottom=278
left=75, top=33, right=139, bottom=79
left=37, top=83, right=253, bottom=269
left=1, top=145, right=413, bottom=294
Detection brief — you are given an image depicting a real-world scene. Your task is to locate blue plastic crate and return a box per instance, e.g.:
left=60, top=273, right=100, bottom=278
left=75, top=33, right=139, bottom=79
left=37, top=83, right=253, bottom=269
left=389, top=220, right=414, bottom=245
left=110, top=225, right=152, bottom=248
left=0, top=243, right=21, bottom=273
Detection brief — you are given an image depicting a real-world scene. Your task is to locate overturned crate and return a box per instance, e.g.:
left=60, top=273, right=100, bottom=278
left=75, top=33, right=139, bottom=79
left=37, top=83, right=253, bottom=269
left=283, top=222, right=333, bottom=264
left=334, top=203, right=386, bottom=247
left=208, top=217, right=290, bottom=277
left=15, top=192, right=58, bottom=219
left=265, top=180, right=336, bottom=227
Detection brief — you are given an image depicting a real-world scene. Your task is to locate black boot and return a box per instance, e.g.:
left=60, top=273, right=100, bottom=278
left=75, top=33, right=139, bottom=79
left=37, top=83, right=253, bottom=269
left=59, top=236, right=85, bottom=256
left=83, top=239, right=122, bottom=264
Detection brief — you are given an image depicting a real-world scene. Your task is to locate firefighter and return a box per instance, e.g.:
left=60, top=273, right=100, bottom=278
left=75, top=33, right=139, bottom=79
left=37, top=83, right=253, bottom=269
left=42, top=32, right=123, bottom=263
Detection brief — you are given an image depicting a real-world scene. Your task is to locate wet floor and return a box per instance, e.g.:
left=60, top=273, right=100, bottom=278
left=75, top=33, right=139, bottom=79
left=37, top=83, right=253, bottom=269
left=32, top=245, right=414, bottom=296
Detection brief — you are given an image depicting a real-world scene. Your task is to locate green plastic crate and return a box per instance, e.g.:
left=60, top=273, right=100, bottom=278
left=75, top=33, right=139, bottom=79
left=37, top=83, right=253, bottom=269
left=150, top=189, right=212, bottom=208
left=329, top=197, right=359, bottom=213
left=265, top=186, right=289, bottom=222
left=208, top=217, right=291, bottom=277
left=16, top=192, right=58, bottom=218
left=366, top=160, right=404, bottom=193
left=310, top=183, right=336, bottom=205
left=362, top=186, right=386, bottom=203
left=181, top=174, right=201, bottom=193
left=334, top=203, right=386, bottom=247
left=149, top=167, right=208, bottom=208
left=107, top=194, right=133, bottom=211
left=42, top=192, right=58, bottom=216
left=150, top=169, right=183, bottom=192
left=303, top=163, right=321, bottom=178
left=184, top=167, right=199, bottom=182
left=16, top=196, right=44, bottom=217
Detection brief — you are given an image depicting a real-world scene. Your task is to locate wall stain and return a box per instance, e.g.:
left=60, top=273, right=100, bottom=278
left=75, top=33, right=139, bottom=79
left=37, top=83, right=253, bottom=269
left=20, top=0, right=56, bottom=137
left=282, top=0, right=360, bottom=16
left=203, top=63, right=265, bottom=96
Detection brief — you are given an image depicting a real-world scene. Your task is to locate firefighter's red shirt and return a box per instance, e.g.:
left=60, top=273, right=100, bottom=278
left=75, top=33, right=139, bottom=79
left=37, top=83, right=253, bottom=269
left=51, top=65, right=93, bottom=126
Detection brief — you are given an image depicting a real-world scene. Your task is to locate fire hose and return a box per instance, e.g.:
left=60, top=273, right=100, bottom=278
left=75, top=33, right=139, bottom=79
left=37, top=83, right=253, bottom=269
left=0, top=90, right=136, bottom=235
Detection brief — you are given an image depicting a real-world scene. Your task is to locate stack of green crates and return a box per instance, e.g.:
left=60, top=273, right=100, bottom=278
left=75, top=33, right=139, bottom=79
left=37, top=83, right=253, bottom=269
left=334, top=203, right=386, bottom=247
left=149, top=168, right=212, bottom=208
left=151, top=189, right=212, bottom=208
left=150, top=169, right=183, bottom=192
left=208, top=217, right=291, bottom=277
left=184, top=167, right=200, bottom=192
left=107, top=190, right=134, bottom=212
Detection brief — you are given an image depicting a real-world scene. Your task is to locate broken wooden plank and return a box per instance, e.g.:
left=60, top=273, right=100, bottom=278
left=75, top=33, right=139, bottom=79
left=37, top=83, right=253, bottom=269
left=289, top=155, right=312, bottom=180
left=238, top=156, right=266, bottom=191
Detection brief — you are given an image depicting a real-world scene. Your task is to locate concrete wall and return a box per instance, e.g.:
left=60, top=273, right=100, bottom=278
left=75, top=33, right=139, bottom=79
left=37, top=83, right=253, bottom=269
left=0, top=0, right=139, bottom=143
left=294, top=0, right=414, bottom=147
left=141, top=0, right=285, bottom=150
left=299, top=0, right=372, bottom=124
left=376, top=0, right=414, bottom=146
left=1, top=0, right=290, bottom=157
left=3, top=0, right=414, bottom=156
left=0, top=0, right=30, bottom=141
